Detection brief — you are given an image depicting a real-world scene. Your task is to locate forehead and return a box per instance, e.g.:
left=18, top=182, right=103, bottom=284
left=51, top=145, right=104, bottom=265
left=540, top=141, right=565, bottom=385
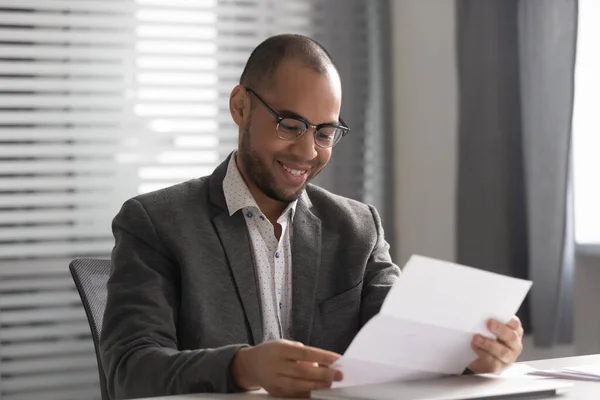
left=263, top=59, right=342, bottom=123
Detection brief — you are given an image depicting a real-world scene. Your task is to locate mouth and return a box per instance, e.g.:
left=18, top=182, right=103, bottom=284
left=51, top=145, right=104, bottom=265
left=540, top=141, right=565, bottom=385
left=277, top=161, right=309, bottom=185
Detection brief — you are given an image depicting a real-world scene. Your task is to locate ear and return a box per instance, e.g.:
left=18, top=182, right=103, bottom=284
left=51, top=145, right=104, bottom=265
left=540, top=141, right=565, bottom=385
left=229, top=85, right=250, bottom=128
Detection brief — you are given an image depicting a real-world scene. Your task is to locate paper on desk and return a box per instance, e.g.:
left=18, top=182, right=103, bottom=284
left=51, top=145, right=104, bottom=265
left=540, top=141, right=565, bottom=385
left=528, top=364, right=600, bottom=381
left=332, top=255, right=532, bottom=388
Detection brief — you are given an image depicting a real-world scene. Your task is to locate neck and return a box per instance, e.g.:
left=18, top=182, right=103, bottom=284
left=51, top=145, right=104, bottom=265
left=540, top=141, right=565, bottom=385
left=235, top=154, right=288, bottom=223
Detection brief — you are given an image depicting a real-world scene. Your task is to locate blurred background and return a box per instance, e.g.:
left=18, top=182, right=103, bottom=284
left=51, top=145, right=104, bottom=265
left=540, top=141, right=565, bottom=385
left=0, top=0, right=597, bottom=399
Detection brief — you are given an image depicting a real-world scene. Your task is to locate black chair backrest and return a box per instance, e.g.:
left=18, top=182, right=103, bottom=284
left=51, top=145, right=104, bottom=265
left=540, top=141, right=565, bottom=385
left=69, top=258, right=111, bottom=400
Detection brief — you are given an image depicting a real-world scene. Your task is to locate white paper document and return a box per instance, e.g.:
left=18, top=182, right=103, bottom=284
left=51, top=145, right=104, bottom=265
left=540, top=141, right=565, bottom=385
left=527, top=364, right=600, bottom=381
left=333, top=255, right=532, bottom=388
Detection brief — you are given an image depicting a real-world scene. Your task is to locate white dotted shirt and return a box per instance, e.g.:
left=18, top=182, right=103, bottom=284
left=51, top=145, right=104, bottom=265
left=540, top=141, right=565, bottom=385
left=222, top=153, right=296, bottom=342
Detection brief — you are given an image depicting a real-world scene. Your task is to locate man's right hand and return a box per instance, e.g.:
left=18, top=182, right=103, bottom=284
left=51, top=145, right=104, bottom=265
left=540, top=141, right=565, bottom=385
left=231, top=339, right=343, bottom=398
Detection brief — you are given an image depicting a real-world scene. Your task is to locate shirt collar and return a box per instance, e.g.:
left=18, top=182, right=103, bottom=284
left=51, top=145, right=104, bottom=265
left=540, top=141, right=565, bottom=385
left=222, top=152, right=297, bottom=222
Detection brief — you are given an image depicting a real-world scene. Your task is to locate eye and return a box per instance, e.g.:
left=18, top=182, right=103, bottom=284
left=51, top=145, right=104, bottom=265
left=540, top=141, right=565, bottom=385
left=316, top=127, right=337, bottom=143
left=278, top=118, right=306, bottom=135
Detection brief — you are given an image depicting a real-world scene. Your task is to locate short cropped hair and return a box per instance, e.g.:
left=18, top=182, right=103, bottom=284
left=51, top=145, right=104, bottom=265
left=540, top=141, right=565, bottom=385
left=239, top=33, right=338, bottom=92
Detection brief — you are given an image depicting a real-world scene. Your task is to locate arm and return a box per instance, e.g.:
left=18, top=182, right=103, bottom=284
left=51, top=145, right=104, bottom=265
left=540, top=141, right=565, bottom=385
left=359, top=205, right=401, bottom=327
left=100, top=198, right=246, bottom=399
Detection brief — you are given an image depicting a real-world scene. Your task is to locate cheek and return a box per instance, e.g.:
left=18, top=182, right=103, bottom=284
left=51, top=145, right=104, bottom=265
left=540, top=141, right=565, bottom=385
left=248, top=119, right=278, bottom=150
left=317, top=148, right=332, bottom=166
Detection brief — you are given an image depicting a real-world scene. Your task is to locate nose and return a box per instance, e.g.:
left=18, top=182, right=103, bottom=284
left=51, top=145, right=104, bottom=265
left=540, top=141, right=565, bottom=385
left=290, top=127, right=318, bottom=161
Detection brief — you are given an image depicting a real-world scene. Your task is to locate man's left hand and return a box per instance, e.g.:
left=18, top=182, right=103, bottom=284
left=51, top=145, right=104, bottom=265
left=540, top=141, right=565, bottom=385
left=467, top=316, right=524, bottom=374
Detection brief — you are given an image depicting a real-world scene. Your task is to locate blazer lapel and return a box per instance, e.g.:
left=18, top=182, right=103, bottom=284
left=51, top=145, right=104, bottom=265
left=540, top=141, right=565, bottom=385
left=291, top=192, right=322, bottom=344
left=213, top=212, right=263, bottom=345
left=209, top=155, right=262, bottom=344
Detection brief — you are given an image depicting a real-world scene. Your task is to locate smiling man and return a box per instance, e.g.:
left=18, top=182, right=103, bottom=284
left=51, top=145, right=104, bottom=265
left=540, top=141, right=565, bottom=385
left=100, top=34, right=524, bottom=400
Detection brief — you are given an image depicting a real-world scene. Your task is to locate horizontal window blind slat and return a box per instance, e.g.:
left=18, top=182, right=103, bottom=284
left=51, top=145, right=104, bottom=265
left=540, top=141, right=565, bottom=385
left=0, top=241, right=113, bottom=258
left=0, top=78, right=235, bottom=92
left=0, top=45, right=136, bottom=60
left=0, top=292, right=81, bottom=309
left=0, top=260, right=75, bottom=276
left=0, top=78, right=128, bottom=92
left=0, top=161, right=119, bottom=173
left=2, top=387, right=100, bottom=400
left=0, top=62, right=127, bottom=76
left=0, top=0, right=136, bottom=13
left=0, top=277, right=77, bottom=291
left=0, top=227, right=111, bottom=241
left=0, top=12, right=137, bottom=29
left=1, top=355, right=97, bottom=374
left=0, top=323, right=91, bottom=341
left=0, top=96, right=130, bottom=108
left=0, top=28, right=277, bottom=47
left=0, top=0, right=310, bottom=13
left=1, top=339, right=94, bottom=358
left=0, top=28, right=134, bottom=45
left=0, top=112, right=141, bottom=124
left=0, top=95, right=222, bottom=108
left=0, top=194, right=119, bottom=208
left=0, top=111, right=219, bottom=123
left=0, top=178, right=121, bottom=191
left=0, top=209, right=115, bottom=223
left=1, top=371, right=98, bottom=393
left=0, top=12, right=305, bottom=30
left=1, top=307, right=86, bottom=324
left=0, top=128, right=217, bottom=140
left=0, top=146, right=219, bottom=158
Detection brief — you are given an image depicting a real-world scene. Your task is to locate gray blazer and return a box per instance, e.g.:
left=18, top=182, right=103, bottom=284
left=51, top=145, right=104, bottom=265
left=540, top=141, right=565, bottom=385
left=100, top=155, right=400, bottom=399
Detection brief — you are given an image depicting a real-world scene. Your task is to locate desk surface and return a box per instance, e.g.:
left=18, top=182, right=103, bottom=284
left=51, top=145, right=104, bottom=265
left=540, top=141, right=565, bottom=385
left=140, top=354, right=600, bottom=400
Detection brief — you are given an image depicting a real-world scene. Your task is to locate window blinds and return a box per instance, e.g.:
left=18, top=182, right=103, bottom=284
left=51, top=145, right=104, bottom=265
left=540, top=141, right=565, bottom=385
left=0, top=0, right=384, bottom=398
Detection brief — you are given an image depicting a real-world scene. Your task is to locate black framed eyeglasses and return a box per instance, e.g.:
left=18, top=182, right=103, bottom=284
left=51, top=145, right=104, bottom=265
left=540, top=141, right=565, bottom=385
left=245, top=87, right=350, bottom=148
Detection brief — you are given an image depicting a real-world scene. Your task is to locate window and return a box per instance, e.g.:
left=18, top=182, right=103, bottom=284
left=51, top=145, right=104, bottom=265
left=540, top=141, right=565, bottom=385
left=1, top=1, right=387, bottom=398
left=0, top=1, right=322, bottom=398
left=573, top=0, right=600, bottom=245
left=0, top=0, right=393, bottom=400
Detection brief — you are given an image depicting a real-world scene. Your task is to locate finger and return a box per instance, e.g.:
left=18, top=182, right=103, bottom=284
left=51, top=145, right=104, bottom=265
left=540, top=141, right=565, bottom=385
left=285, top=343, right=341, bottom=366
left=280, top=360, right=343, bottom=383
left=487, top=320, right=522, bottom=352
left=469, top=344, right=506, bottom=374
left=507, top=316, right=524, bottom=337
left=473, top=334, right=515, bottom=365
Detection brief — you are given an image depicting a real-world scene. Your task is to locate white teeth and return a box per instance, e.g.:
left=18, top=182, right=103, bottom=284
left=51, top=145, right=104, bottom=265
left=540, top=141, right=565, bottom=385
left=282, top=164, right=306, bottom=177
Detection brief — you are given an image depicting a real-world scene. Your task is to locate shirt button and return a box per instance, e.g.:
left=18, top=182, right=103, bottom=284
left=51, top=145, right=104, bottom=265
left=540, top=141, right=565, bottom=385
left=259, top=215, right=265, bottom=221
left=275, top=252, right=280, bottom=258
left=246, top=211, right=253, bottom=218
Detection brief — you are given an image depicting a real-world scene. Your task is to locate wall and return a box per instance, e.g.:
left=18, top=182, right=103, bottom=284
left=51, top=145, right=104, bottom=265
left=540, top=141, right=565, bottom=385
left=391, top=0, right=458, bottom=267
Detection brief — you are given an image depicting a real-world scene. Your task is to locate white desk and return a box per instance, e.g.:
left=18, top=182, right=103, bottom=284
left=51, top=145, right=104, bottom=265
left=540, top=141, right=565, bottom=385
left=139, top=354, right=600, bottom=400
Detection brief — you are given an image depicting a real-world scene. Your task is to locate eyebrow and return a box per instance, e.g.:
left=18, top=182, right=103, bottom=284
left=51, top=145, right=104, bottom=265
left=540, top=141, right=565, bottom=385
left=278, top=108, right=341, bottom=127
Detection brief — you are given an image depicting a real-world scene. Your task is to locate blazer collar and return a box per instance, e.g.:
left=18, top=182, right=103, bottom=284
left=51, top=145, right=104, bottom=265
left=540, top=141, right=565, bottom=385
left=209, top=153, right=322, bottom=345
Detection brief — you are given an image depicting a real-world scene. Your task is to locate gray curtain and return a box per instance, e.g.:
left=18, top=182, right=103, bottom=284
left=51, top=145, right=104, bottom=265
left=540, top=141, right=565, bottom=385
left=313, top=0, right=396, bottom=254
left=456, top=0, right=577, bottom=346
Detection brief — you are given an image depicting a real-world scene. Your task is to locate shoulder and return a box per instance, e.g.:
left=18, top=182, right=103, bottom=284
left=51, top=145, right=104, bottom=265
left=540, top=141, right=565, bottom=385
left=128, top=177, right=210, bottom=213
left=304, top=184, right=380, bottom=232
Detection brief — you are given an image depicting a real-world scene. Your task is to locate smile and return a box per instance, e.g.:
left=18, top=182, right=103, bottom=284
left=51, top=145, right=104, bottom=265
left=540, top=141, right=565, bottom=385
left=281, top=164, right=306, bottom=176
left=277, top=161, right=310, bottom=185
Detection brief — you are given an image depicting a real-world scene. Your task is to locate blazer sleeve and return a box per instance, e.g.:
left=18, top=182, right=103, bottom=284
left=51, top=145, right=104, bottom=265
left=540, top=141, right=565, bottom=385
left=359, top=205, right=401, bottom=327
left=100, top=198, right=247, bottom=399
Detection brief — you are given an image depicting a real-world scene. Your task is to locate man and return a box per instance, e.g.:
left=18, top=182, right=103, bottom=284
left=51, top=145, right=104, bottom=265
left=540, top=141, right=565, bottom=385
left=100, top=34, right=524, bottom=399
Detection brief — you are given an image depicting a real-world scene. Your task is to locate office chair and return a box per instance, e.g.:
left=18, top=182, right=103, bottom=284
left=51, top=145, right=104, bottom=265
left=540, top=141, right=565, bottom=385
left=69, top=258, right=111, bottom=400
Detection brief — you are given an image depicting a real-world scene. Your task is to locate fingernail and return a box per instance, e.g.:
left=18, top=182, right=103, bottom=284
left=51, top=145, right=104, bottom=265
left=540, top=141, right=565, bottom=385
left=334, top=371, right=343, bottom=381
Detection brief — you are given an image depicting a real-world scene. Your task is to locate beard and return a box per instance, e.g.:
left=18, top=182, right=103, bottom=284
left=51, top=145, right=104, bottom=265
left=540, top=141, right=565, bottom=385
left=237, top=122, right=319, bottom=203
